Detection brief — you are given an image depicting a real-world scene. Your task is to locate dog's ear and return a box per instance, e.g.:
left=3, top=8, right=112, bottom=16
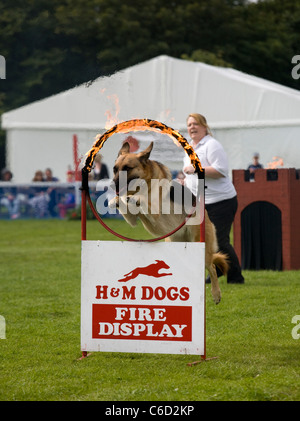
left=137, top=142, right=153, bottom=161
left=118, top=142, right=130, bottom=156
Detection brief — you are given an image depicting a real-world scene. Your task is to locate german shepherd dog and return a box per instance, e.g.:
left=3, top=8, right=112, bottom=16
left=109, top=141, right=228, bottom=304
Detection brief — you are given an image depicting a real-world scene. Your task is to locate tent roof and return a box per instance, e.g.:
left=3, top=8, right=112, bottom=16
left=2, top=55, right=300, bottom=131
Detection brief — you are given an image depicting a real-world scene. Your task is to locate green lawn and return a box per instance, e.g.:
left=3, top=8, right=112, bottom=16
left=0, top=219, right=299, bottom=401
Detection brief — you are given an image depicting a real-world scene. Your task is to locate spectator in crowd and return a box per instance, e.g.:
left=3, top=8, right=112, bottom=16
left=58, top=192, right=75, bottom=218
left=45, top=168, right=59, bottom=182
left=247, top=153, right=263, bottom=180
left=0, top=168, right=20, bottom=219
left=44, top=168, right=59, bottom=216
left=29, top=170, right=49, bottom=218
left=91, top=154, right=109, bottom=180
left=66, top=165, right=74, bottom=182
left=32, top=170, right=44, bottom=182
left=1, top=168, right=13, bottom=182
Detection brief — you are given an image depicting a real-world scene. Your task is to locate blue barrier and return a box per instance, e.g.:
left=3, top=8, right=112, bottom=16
left=0, top=180, right=118, bottom=220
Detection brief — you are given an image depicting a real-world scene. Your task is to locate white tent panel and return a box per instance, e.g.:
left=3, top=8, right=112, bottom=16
left=1, top=55, right=300, bottom=182
left=212, top=125, right=300, bottom=172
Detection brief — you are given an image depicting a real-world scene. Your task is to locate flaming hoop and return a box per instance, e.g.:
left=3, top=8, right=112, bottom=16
left=81, top=119, right=204, bottom=242
left=83, top=119, right=203, bottom=176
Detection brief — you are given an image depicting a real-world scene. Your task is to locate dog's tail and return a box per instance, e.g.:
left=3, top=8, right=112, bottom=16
left=213, top=252, right=229, bottom=275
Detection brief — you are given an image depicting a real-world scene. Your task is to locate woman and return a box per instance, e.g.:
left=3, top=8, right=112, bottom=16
left=92, top=154, right=109, bottom=180
left=183, top=113, right=244, bottom=284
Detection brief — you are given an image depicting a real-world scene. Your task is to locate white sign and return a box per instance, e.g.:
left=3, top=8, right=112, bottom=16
left=81, top=241, right=205, bottom=355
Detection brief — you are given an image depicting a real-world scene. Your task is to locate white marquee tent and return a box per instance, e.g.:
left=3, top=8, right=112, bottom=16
left=2, top=55, right=300, bottom=182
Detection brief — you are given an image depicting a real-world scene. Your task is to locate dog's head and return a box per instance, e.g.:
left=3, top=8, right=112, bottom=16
left=112, top=141, right=153, bottom=195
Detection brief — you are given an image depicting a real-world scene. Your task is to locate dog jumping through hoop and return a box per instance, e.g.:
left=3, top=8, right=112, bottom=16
left=109, top=141, right=229, bottom=304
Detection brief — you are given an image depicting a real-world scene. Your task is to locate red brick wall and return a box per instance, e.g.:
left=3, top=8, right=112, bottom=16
left=232, top=168, right=300, bottom=270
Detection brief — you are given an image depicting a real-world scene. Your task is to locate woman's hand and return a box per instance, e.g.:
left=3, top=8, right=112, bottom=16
left=184, top=164, right=224, bottom=179
left=183, top=165, right=195, bottom=175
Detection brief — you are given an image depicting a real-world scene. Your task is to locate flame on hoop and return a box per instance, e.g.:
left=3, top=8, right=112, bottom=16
left=104, top=94, right=120, bottom=130
left=83, top=119, right=203, bottom=175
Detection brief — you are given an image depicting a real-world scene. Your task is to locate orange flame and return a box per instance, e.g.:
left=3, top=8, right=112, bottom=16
left=83, top=119, right=203, bottom=175
left=267, top=156, right=284, bottom=169
left=104, top=94, right=120, bottom=129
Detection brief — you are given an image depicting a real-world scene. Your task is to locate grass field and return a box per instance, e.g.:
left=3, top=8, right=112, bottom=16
left=0, top=219, right=300, bottom=401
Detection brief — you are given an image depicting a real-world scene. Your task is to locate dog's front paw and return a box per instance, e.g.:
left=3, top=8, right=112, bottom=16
left=108, top=196, right=119, bottom=209
left=127, top=196, right=140, bottom=207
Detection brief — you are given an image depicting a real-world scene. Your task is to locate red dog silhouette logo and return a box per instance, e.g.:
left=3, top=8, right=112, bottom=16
left=118, top=260, right=172, bottom=282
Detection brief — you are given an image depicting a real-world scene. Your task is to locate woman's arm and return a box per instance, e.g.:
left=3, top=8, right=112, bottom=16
left=183, top=164, right=224, bottom=178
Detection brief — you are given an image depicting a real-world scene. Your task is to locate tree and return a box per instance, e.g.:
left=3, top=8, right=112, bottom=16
left=181, top=49, right=232, bottom=67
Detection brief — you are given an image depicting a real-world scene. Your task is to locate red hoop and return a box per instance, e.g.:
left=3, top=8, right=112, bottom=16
left=86, top=189, right=197, bottom=242
left=81, top=119, right=204, bottom=242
